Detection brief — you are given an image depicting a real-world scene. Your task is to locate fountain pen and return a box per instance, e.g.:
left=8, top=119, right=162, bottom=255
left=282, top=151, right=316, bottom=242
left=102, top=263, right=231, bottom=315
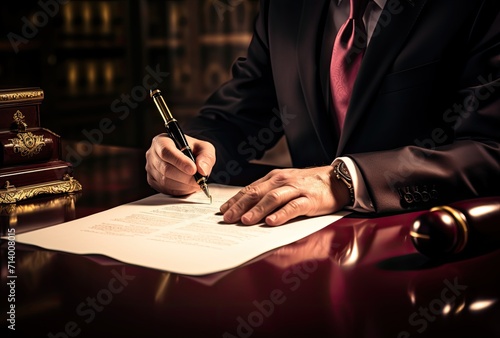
left=150, top=89, right=211, bottom=201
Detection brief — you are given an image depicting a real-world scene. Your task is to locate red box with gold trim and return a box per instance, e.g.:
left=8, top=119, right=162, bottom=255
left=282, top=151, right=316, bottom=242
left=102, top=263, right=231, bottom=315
left=0, top=88, right=82, bottom=204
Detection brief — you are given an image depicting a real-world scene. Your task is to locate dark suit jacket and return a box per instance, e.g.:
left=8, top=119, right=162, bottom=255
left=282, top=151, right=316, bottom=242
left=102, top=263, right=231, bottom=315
left=186, top=0, right=500, bottom=213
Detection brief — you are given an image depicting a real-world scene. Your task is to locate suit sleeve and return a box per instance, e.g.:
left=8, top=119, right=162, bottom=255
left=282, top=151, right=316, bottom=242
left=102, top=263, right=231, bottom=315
left=185, top=0, right=282, bottom=185
left=349, top=5, right=500, bottom=213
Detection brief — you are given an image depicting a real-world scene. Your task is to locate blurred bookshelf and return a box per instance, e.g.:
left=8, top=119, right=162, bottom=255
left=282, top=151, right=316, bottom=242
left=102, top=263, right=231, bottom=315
left=139, top=0, right=259, bottom=140
left=0, top=0, right=259, bottom=148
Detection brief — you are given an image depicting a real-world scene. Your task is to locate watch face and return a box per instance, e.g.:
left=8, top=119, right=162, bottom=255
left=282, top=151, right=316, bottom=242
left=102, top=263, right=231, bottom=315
left=340, top=162, right=351, bottom=180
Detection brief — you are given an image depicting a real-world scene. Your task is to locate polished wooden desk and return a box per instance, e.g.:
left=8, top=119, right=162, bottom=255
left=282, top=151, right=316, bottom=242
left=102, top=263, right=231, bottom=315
left=1, top=144, right=499, bottom=338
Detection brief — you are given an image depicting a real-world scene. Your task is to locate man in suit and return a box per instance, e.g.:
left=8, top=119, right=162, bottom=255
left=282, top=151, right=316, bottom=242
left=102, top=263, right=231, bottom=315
left=145, top=0, right=500, bottom=226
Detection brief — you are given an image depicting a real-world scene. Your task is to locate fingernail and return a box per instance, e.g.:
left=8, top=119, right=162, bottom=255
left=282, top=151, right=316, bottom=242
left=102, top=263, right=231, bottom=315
left=220, top=203, right=228, bottom=213
left=242, top=212, right=253, bottom=224
left=199, top=161, right=209, bottom=175
left=224, top=210, right=234, bottom=223
left=267, top=214, right=277, bottom=224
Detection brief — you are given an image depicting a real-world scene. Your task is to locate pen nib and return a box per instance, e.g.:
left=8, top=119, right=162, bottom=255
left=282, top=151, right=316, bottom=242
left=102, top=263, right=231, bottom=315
left=201, top=184, right=212, bottom=203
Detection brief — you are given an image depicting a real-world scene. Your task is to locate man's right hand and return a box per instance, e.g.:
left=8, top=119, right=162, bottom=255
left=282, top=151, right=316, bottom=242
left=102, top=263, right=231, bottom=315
left=145, top=133, right=216, bottom=196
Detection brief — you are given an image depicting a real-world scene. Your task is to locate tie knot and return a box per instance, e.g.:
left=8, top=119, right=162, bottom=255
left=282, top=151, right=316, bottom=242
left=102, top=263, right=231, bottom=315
left=349, top=0, right=370, bottom=20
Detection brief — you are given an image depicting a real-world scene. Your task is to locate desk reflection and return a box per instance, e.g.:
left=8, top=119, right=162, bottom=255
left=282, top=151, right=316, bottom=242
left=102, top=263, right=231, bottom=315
left=1, top=193, right=79, bottom=236
left=1, top=144, right=499, bottom=337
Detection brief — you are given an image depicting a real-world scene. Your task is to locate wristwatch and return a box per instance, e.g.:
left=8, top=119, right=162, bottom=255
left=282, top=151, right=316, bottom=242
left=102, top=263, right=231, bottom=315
left=333, top=160, right=354, bottom=206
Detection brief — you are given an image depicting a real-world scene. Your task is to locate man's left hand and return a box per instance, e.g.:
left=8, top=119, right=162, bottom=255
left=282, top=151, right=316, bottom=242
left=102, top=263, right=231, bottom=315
left=220, top=166, right=351, bottom=226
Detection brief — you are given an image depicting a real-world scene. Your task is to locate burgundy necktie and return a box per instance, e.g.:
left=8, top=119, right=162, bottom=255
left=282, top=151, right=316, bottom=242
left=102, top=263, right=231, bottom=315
left=330, top=0, right=369, bottom=131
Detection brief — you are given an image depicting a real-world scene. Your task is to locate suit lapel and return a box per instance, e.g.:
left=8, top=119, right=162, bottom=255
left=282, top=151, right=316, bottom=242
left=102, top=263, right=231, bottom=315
left=296, top=0, right=338, bottom=163
left=338, top=0, right=429, bottom=154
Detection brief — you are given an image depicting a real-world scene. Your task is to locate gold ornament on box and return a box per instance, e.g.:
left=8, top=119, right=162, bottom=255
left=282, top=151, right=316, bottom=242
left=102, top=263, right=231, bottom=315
left=9, top=110, right=46, bottom=158
left=0, top=175, right=82, bottom=204
left=13, top=110, right=28, bottom=131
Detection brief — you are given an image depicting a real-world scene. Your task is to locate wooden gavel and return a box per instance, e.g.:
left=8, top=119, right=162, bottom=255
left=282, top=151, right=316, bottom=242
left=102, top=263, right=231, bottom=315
left=409, top=196, right=500, bottom=258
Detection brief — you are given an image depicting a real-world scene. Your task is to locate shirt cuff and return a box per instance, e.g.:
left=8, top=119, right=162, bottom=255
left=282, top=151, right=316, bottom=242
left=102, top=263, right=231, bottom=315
left=333, top=156, right=375, bottom=213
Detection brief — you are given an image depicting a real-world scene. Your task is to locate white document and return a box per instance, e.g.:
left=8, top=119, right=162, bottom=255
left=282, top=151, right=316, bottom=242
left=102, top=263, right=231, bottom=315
left=14, top=184, right=348, bottom=275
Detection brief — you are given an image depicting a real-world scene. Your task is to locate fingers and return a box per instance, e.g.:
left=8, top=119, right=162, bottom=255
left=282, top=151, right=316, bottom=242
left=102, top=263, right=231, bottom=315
left=220, top=170, right=296, bottom=225
left=222, top=185, right=313, bottom=226
left=145, top=134, right=215, bottom=196
left=154, top=134, right=196, bottom=175
left=221, top=184, right=267, bottom=224
left=145, top=143, right=199, bottom=195
left=265, top=197, right=312, bottom=226
left=146, top=156, right=199, bottom=189
left=188, top=135, right=216, bottom=176
left=220, top=166, right=341, bottom=226
left=146, top=171, right=199, bottom=196
left=220, top=170, right=281, bottom=214
left=242, top=188, right=311, bottom=225
left=221, top=185, right=295, bottom=224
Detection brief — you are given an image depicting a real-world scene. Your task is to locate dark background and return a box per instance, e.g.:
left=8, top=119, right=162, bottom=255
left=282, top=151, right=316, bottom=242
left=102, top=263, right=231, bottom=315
left=0, top=0, right=259, bottom=149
